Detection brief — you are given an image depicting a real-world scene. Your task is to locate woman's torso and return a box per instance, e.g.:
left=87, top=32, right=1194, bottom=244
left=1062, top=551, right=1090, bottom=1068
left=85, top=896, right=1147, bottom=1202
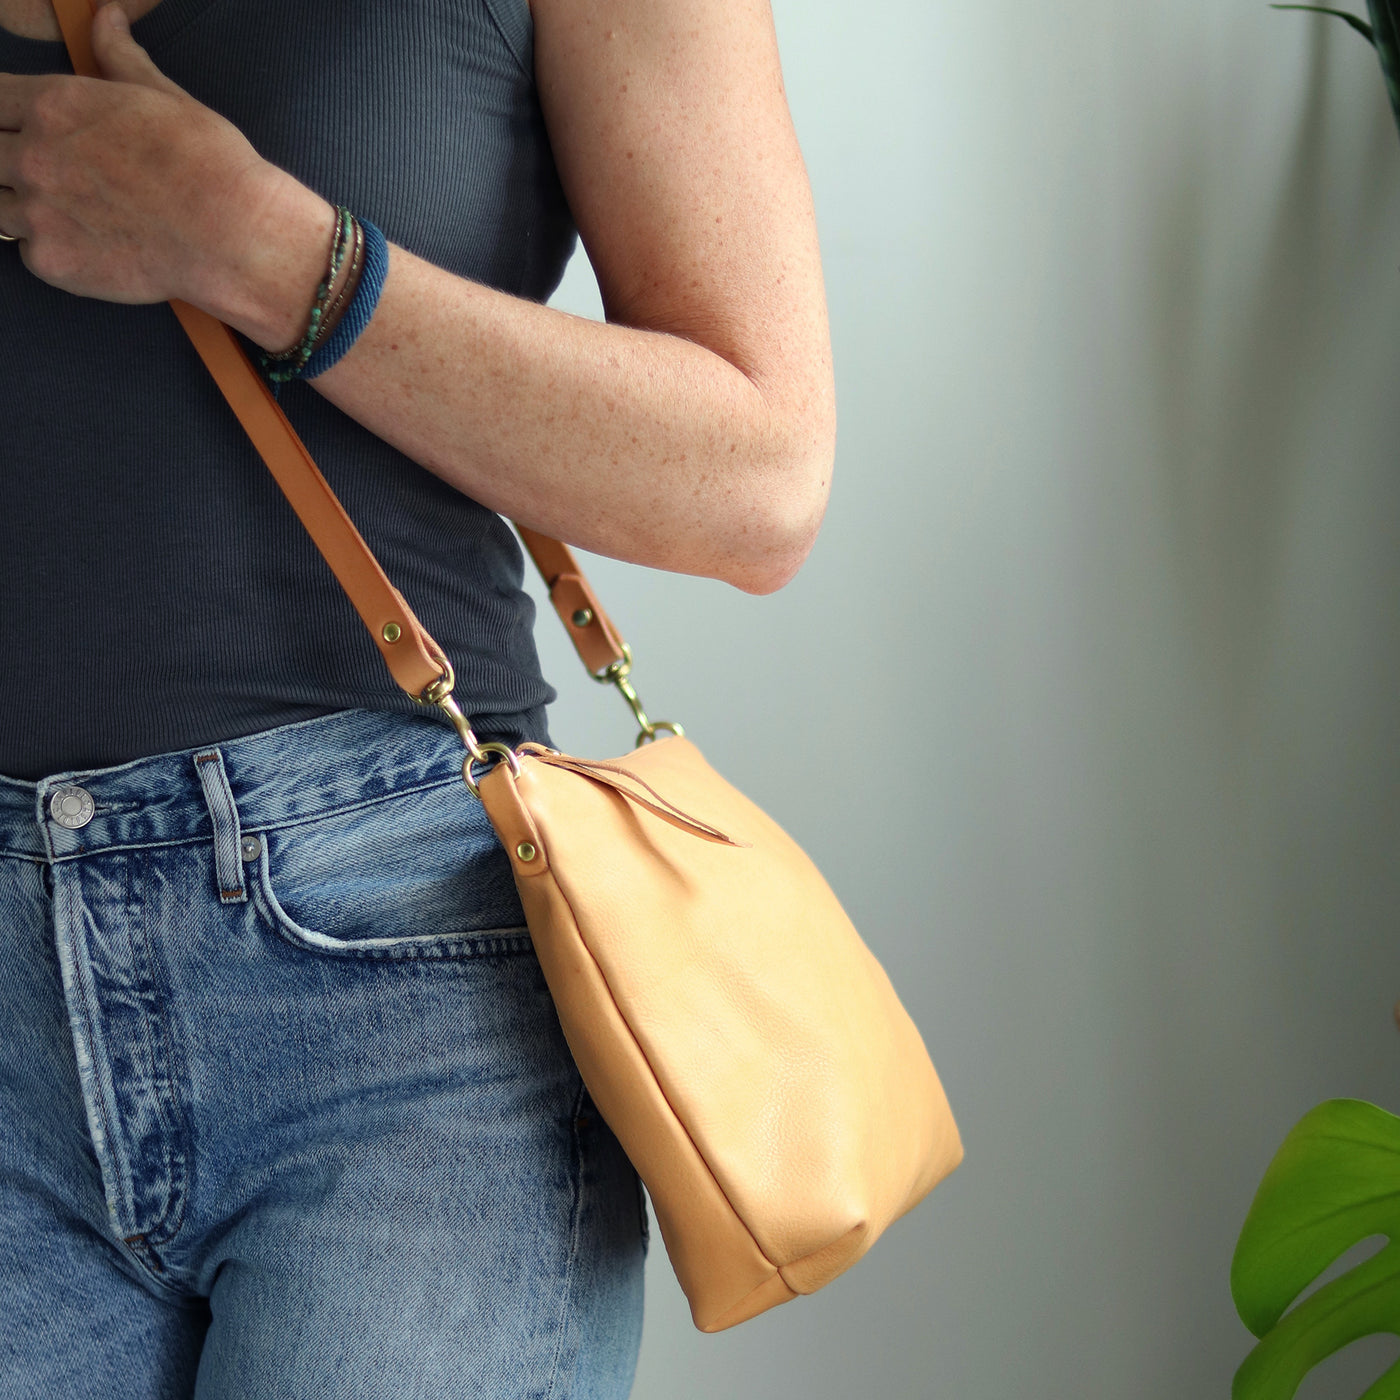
left=0, top=0, right=575, bottom=779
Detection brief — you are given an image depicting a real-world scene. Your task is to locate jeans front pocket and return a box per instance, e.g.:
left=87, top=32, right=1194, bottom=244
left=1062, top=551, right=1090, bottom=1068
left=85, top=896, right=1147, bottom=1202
left=249, top=777, right=531, bottom=960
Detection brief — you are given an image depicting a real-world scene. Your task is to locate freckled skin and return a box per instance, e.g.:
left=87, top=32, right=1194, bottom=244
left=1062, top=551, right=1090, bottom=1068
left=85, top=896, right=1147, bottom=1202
left=4, top=0, right=835, bottom=595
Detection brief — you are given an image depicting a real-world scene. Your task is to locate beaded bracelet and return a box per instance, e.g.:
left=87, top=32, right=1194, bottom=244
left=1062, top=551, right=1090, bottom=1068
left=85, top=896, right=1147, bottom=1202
left=300, top=216, right=389, bottom=381
left=258, top=205, right=355, bottom=383
left=315, top=214, right=365, bottom=347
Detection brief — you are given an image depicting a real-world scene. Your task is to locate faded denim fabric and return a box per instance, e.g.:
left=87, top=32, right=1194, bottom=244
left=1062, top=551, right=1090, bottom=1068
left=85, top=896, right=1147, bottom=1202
left=0, top=709, right=646, bottom=1400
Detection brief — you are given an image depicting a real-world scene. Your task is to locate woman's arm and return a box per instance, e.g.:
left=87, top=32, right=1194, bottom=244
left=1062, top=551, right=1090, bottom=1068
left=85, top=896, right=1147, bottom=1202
left=204, top=0, right=835, bottom=595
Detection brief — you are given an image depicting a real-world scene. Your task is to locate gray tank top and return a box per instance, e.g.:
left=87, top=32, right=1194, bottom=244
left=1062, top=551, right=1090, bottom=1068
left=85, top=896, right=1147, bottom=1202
left=0, top=0, right=575, bottom=779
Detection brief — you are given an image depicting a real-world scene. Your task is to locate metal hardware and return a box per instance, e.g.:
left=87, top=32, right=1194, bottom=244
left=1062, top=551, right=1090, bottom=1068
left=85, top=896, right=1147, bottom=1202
left=240, top=835, right=262, bottom=862
left=410, top=653, right=512, bottom=799
left=413, top=632, right=682, bottom=787
left=407, top=652, right=530, bottom=796
left=635, top=720, right=685, bottom=747
left=571, top=608, right=594, bottom=628
left=433, top=691, right=480, bottom=756
left=419, top=654, right=457, bottom=709
left=49, top=786, right=95, bottom=830
left=591, top=641, right=685, bottom=747
left=593, top=640, right=634, bottom=684
left=465, top=742, right=522, bottom=799
left=516, top=842, right=537, bottom=862
left=382, top=622, right=402, bottom=643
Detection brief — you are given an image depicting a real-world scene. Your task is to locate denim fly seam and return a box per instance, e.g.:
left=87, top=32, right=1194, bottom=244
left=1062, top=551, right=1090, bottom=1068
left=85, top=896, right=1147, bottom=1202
left=37, top=777, right=204, bottom=1291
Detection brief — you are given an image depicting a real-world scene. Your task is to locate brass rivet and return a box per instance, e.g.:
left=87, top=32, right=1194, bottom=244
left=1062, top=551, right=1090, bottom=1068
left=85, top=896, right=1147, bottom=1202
left=382, top=622, right=402, bottom=644
left=516, top=842, right=537, bottom=862
left=571, top=608, right=594, bottom=628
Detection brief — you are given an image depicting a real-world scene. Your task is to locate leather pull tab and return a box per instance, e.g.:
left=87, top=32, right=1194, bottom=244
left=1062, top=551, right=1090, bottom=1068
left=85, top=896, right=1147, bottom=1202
left=521, top=746, right=746, bottom=847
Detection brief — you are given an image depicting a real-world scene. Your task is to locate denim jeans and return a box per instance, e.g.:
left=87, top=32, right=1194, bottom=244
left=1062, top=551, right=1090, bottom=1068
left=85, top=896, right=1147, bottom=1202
left=0, top=709, right=646, bottom=1400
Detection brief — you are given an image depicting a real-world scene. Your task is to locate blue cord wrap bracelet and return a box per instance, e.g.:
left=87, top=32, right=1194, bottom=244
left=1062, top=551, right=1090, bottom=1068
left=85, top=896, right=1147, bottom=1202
left=303, top=218, right=389, bottom=380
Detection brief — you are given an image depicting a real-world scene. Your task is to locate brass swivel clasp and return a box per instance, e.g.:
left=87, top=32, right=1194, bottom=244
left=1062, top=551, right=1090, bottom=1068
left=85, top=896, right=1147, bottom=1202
left=594, top=643, right=685, bottom=749
left=415, top=655, right=520, bottom=799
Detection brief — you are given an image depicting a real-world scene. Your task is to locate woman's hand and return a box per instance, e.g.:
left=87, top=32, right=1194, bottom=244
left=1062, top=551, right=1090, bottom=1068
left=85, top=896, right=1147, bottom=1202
left=0, top=2, right=275, bottom=306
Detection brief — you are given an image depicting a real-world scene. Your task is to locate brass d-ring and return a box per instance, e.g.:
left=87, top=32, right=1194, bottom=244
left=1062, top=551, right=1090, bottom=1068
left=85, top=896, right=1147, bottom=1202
left=463, top=741, right=521, bottom=799
left=635, top=719, right=685, bottom=748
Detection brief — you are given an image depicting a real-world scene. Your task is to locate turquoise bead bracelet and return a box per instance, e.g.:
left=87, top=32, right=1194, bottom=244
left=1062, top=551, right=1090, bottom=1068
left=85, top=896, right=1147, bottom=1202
left=258, top=205, right=355, bottom=383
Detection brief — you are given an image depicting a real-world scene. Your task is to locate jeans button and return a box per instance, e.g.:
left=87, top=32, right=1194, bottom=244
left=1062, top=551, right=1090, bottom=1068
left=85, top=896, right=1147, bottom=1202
left=50, top=785, right=95, bottom=830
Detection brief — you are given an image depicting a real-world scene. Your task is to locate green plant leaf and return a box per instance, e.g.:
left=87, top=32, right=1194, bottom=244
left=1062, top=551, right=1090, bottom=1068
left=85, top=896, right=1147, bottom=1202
left=1271, top=4, right=1377, bottom=43
left=1232, top=1099, right=1400, bottom=1400
left=1271, top=2, right=1400, bottom=137
left=1365, top=1, right=1400, bottom=136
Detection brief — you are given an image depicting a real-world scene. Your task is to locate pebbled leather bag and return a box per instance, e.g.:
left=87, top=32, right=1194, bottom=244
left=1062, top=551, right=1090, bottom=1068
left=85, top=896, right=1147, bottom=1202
left=49, top=0, right=963, bottom=1331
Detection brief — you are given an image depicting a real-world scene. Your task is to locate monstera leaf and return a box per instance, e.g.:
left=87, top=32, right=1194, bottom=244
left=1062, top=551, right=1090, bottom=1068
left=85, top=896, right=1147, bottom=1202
left=1232, top=1099, right=1400, bottom=1399
left=1272, top=3, right=1400, bottom=138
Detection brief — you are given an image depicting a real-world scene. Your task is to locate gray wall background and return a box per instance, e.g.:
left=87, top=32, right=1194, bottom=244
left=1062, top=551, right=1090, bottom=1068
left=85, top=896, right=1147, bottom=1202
left=539, top=2, right=1400, bottom=1396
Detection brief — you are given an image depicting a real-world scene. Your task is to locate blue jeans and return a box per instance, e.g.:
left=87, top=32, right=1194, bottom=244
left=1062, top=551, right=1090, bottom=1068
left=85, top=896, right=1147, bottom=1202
left=0, top=709, right=646, bottom=1399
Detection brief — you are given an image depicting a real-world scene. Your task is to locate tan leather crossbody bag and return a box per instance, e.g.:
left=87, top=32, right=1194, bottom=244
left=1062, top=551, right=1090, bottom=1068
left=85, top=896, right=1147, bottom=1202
left=51, top=0, right=963, bottom=1331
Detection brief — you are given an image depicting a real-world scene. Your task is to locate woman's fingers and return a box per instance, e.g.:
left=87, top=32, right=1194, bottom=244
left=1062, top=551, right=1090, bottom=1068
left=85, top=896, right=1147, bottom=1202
left=0, top=58, right=270, bottom=305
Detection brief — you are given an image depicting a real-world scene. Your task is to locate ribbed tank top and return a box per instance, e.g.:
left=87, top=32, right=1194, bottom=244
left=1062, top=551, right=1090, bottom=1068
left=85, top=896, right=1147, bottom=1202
left=1, top=0, right=575, bottom=780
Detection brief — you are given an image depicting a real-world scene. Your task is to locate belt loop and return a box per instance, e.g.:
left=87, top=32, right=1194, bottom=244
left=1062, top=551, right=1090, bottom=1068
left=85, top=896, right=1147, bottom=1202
left=193, top=749, right=246, bottom=904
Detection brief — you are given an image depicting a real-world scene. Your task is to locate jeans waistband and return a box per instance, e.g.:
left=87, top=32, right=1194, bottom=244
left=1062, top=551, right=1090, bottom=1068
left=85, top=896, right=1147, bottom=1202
left=0, top=709, right=491, bottom=862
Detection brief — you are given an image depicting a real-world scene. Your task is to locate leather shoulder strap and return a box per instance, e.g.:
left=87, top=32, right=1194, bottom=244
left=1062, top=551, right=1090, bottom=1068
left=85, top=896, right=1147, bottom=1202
left=50, top=0, right=630, bottom=697
left=513, top=527, right=628, bottom=677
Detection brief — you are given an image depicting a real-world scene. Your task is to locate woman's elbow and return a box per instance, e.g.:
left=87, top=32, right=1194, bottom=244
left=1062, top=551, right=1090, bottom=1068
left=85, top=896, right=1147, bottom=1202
left=725, top=413, right=835, bottom=596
